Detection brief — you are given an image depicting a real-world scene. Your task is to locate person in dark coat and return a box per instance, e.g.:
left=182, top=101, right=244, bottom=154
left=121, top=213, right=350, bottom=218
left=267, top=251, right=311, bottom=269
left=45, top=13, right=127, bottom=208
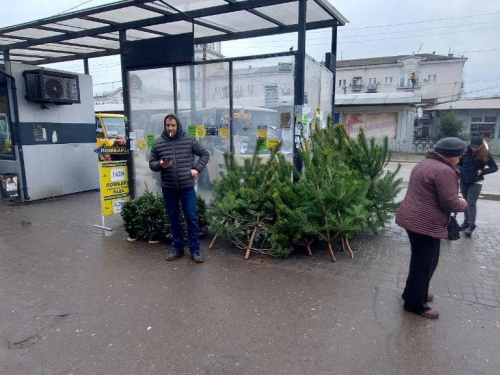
left=396, top=137, right=468, bottom=318
left=458, top=136, right=498, bottom=237
left=149, top=114, right=210, bottom=263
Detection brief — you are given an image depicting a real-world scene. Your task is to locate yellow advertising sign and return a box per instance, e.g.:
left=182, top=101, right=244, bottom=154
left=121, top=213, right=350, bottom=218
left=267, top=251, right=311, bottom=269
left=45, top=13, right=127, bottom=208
left=219, top=124, right=230, bottom=137
left=267, top=139, right=281, bottom=149
left=99, top=161, right=130, bottom=216
left=196, top=125, right=207, bottom=139
left=257, top=125, right=268, bottom=138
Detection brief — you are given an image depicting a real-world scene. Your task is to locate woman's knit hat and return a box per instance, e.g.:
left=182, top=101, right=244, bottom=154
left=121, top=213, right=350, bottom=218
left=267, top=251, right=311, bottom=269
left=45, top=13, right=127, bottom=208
left=434, top=137, right=467, bottom=157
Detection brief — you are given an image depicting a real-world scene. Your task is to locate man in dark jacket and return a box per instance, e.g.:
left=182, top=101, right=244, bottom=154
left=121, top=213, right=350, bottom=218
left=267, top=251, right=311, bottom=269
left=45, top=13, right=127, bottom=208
left=149, top=114, right=210, bottom=263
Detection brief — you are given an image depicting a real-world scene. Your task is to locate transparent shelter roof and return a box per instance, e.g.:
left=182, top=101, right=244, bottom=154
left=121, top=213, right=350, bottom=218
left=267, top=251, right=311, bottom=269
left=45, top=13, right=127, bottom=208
left=0, top=0, right=347, bottom=66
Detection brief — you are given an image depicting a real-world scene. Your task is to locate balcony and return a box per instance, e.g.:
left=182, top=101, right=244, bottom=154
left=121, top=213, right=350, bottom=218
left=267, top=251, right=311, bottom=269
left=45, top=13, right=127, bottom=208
left=366, top=83, right=378, bottom=92
left=350, top=84, right=363, bottom=91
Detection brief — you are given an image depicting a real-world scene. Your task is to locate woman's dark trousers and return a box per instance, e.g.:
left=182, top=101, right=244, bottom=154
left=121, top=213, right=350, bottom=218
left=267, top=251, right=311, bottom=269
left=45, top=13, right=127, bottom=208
left=460, top=181, right=482, bottom=227
left=403, top=230, right=441, bottom=314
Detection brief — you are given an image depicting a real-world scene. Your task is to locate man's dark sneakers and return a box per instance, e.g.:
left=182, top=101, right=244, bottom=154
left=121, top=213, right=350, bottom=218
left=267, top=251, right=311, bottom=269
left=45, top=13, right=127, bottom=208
left=166, top=250, right=184, bottom=261
left=190, top=253, right=204, bottom=263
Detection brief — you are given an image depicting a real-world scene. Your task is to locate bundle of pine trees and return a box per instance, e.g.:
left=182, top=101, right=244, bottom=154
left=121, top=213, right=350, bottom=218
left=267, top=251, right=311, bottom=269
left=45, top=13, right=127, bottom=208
left=209, top=125, right=402, bottom=261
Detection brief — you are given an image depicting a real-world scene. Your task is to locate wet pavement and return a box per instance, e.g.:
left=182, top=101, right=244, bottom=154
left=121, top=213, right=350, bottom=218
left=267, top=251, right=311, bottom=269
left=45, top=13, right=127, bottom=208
left=1, top=177, right=500, bottom=374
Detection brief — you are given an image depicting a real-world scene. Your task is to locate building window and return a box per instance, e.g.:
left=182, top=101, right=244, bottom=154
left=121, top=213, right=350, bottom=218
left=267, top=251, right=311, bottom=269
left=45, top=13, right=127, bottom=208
left=369, top=78, right=377, bottom=85
left=247, top=84, right=254, bottom=94
left=400, top=73, right=419, bottom=87
left=470, top=116, right=497, bottom=139
left=385, top=77, right=393, bottom=84
left=351, top=77, right=363, bottom=90
left=235, top=85, right=243, bottom=97
left=427, top=74, right=437, bottom=83
left=338, top=79, right=346, bottom=87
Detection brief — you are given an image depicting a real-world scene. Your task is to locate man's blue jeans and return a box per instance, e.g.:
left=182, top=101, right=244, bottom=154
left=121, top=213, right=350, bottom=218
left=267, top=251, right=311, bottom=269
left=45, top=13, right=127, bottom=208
left=162, top=187, right=200, bottom=254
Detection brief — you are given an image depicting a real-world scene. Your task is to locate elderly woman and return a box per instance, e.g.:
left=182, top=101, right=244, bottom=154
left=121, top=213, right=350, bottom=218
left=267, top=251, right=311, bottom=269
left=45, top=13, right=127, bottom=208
left=396, top=137, right=468, bottom=318
left=458, top=136, right=498, bottom=237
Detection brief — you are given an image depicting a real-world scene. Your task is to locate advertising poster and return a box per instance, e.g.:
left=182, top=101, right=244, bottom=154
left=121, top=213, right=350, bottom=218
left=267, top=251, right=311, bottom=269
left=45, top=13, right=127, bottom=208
left=147, top=134, right=155, bottom=148
left=196, top=125, right=206, bottom=139
left=219, top=124, right=230, bottom=137
left=345, top=113, right=397, bottom=140
left=280, top=112, right=291, bottom=128
left=264, top=85, right=279, bottom=107
left=257, top=125, right=268, bottom=151
left=99, top=161, right=130, bottom=216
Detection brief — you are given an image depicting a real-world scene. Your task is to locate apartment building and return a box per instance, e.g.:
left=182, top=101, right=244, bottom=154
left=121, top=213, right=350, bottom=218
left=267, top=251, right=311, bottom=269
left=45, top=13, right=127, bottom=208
left=335, top=53, right=467, bottom=141
left=335, top=53, right=467, bottom=106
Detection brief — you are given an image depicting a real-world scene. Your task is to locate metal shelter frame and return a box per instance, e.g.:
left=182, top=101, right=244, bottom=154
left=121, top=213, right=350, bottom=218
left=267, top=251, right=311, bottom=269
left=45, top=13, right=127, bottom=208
left=0, top=0, right=347, bottom=199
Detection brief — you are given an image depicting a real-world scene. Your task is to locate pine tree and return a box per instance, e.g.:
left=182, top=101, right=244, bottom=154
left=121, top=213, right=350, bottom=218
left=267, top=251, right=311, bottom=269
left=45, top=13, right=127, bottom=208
left=342, top=128, right=402, bottom=231
left=434, top=110, right=466, bottom=140
left=312, top=125, right=402, bottom=232
left=296, top=141, right=372, bottom=261
left=210, top=139, right=282, bottom=259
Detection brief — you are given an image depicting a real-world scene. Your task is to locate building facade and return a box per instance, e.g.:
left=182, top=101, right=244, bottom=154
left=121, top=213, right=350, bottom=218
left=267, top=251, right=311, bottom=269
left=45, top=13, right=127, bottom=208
left=335, top=53, right=467, bottom=140
left=428, top=98, right=500, bottom=154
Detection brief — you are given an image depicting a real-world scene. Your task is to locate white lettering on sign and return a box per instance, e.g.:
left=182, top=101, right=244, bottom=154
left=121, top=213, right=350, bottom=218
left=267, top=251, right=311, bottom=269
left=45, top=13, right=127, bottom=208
left=111, top=168, right=126, bottom=182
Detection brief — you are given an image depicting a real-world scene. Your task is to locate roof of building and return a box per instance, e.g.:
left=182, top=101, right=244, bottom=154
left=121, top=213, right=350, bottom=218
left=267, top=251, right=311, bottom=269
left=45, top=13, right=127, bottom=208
left=428, top=98, right=500, bottom=111
left=0, top=0, right=347, bottom=66
left=335, top=92, right=421, bottom=106
left=336, top=53, right=466, bottom=68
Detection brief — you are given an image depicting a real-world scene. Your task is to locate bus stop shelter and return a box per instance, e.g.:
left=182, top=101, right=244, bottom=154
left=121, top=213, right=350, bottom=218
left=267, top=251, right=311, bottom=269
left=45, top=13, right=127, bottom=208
left=0, top=0, right=347, bottom=201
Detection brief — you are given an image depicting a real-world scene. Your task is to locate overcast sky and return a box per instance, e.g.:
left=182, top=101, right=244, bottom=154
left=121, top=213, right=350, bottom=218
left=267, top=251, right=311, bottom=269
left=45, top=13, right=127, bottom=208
left=2, top=0, right=499, bottom=97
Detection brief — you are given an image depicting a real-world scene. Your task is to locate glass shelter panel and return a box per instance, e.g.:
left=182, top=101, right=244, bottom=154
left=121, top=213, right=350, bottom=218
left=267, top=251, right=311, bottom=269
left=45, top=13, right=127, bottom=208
left=319, top=63, right=334, bottom=129
left=129, top=68, right=175, bottom=197
left=303, top=55, right=321, bottom=138
left=176, top=62, right=230, bottom=197
left=232, top=55, right=295, bottom=157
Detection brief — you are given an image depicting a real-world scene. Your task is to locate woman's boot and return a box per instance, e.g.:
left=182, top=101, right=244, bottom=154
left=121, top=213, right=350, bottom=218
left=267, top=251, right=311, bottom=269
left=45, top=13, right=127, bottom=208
left=464, top=225, right=476, bottom=237
left=459, top=221, right=469, bottom=231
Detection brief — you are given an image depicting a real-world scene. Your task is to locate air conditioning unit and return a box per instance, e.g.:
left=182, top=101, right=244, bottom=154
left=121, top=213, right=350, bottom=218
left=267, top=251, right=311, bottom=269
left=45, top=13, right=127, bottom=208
left=23, top=69, right=80, bottom=104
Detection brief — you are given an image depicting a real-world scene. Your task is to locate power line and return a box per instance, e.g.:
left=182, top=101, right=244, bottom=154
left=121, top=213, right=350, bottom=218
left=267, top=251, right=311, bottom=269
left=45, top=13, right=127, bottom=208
left=338, top=20, right=500, bottom=40
left=56, top=0, right=94, bottom=15
left=337, top=10, right=500, bottom=31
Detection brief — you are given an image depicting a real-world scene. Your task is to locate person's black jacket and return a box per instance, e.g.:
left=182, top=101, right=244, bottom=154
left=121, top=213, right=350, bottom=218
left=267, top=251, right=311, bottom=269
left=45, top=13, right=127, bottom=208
left=458, top=145, right=498, bottom=184
left=149, top=114, right=210, bottom=190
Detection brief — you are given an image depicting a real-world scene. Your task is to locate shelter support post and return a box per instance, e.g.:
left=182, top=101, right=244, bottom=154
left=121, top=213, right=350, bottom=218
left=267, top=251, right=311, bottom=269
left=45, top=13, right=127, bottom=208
left=293, top=0, right=307, bottom=171
left=119, top=30, right=135, bottom=199
left=83, top=58, right=89, bottom=75
left=331, top=25, right=337, bottom=122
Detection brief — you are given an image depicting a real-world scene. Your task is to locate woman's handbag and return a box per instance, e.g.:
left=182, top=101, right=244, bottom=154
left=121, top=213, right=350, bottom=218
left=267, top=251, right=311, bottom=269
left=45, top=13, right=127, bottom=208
left=447, top=213, right=460, bottom=240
